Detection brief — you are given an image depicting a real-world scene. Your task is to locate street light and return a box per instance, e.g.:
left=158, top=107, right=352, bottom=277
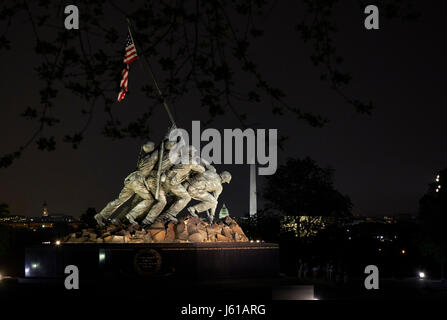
left=435, top=174, right=441, bottom=192
left=418, top=272, right=425, bottom=279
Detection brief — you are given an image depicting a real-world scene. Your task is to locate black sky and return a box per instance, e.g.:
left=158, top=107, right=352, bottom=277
left=1, top=1, right=446, bottom=218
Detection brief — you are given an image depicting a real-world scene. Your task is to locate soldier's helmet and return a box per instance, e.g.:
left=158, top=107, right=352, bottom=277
left=165, top=140, right=177, bottom=150
left=142, top=141, right=155, bottom=153
left=220, top=171, right=232, bottom=184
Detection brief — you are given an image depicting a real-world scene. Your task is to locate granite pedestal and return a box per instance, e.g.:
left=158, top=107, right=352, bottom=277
left=25, top=242, right=279, bottom=281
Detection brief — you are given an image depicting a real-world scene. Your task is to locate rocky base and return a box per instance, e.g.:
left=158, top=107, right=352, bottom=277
left=64, top=216, right=249, bottom=244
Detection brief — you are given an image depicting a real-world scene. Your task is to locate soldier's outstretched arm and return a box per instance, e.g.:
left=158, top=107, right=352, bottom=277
left=139, top=151, right=159, bottom=177
left=200, top=158, right=216, bottom=172
left=191, top=163, right=206, bottom=174
left=188, top=179, right=206, bottom=193
left=212, top=185, right=223, bottom=201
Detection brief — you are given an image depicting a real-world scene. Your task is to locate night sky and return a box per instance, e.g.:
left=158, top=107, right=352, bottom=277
left=1, top=2, right=446, bottom=218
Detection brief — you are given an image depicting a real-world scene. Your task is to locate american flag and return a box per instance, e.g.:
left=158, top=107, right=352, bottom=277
left=117, top=33, right=138, bottom=102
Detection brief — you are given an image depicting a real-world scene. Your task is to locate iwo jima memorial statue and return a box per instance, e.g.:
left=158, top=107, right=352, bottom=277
left=64, top=131, right=249, bottom=244
left=52, top=129, right=279, bottom=279
left=25, top=22, right=278, bottom=279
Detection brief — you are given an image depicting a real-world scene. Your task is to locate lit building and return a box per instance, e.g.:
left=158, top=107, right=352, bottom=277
left=42, top=201, right=49, bottom=217
left=0, top=215, right=28, bottom=228
left=383, top=216, right=396, bottom=224
left=280, top=216, right=329, bottom=238
left=219, top=204, right=229, bottom=219
left=0, top=202, right=78, bottom=230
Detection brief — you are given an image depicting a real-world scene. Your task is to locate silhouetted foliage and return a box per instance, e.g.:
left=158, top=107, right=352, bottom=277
left=0, top=0, right=419, bottom=168
left=79, top=207, right=97, bottom=228
left=263, top=157, right=352, bottom=218
left=0, top=203, right=11, bottom=218
left=237, top=209, right=281, bottom=242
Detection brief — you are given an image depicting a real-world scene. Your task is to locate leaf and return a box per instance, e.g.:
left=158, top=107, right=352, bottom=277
left=21, top=107, right=38, bottom=119
left=36, top=137, right=56, bottom=151
left=63, top=133, right=83, bottom=149
left=40, top=116, right=60, bottom=126
left=0, top=151, right=21, bottom=168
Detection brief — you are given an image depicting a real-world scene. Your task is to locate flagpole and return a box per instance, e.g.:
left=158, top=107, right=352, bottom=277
left=126, top=17, right=177, bottom=128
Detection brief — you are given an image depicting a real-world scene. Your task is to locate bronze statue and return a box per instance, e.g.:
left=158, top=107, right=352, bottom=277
left=95, top=136, right=231, bottom=228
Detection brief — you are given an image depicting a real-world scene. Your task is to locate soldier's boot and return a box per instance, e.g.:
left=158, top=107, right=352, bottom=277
left=141, top=217, right=155, bottom=226
left=110, top=218, right=122, bottom=226
left=187, top=206, right=198, bottom=218
left=94, top=214, right=106, bottom=227
left=206, top=210, right=214, bottom=224
left=126, top=199, right=153, bottom=226
left=164, top=213, right=178, bottom=224
left=126, top=213, right=139, bottom=225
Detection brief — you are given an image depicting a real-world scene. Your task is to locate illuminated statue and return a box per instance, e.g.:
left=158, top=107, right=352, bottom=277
left=126, top=140, right=179, bottom=225
left=94, top=141, right=157, bottom=226
left=186, top=170, right=232, bottom=223
left=94, top=134, right=231, bottom=229
left=157, top=146, right=206, bottom=222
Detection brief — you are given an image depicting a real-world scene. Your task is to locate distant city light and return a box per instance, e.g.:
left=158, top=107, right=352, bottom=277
left=418, top=272, right=425, bottom=279
left=401, top=249, right=406, bottom=255
left=55, top=240, right=61, bottom=246
left=25, top=267, right=30, bottom=275
left=32, top=263, right=38, bottom=269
